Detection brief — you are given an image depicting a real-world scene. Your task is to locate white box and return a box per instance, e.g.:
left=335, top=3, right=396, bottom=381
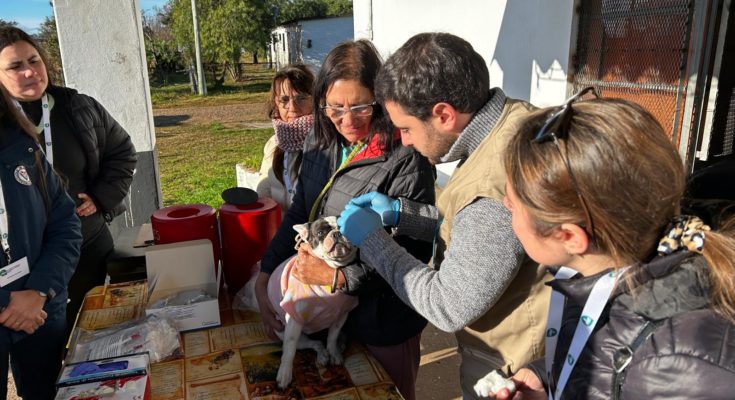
left=145, top=239, right=221, bottom=332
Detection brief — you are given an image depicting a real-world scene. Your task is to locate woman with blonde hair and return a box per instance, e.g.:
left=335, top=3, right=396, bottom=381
left=493, top=90, right=735, bottom=399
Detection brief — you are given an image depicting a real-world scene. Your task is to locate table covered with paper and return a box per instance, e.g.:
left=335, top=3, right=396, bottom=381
left=64, top=240, right=403, bottom=400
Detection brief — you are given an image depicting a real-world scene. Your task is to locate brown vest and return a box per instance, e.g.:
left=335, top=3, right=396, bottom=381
left=436, top=99, right=551, bottom=375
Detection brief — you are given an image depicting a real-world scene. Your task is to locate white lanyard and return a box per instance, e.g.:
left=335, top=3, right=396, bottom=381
left=40, top=93, right=54, bottom=165
left=0, top=179, right=11, bottom=263
left=545, top=267, right=622, bottom=400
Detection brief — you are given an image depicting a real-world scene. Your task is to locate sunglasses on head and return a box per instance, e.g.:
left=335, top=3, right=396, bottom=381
left=532, top=86, right=600, bottom=243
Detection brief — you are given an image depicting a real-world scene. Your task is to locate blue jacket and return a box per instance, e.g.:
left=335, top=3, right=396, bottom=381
left=0, top=123, right=81, bottom=324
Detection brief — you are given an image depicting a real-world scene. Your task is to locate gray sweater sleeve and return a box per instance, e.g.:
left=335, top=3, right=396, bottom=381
left=394, top=197, right=440, bottom=242
left=359, top=197, right=525, bottom=332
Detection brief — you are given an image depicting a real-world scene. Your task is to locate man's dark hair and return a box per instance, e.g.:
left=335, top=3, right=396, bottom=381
left=375, top=32, right=490, bottom=120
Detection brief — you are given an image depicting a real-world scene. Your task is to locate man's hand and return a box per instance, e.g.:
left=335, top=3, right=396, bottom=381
left=76, top=193, right=97, bottom=217
left=337, top=204, right=383, bottom=246
left=254, top=272, right=283, bottom=341
left=291, top=244, right=345, bottom=288
left=348, top=192, right=400, bottom=226
left=0, top=290, right=47, bottom=335
left=494, top=368, right=545, bottom=400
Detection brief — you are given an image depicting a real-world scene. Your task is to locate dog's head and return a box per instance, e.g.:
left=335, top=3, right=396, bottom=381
left=293, top=216, right=357, bottom=268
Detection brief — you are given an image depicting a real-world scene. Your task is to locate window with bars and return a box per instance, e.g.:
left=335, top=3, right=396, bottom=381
left=572, top=0, right=694, bottom=144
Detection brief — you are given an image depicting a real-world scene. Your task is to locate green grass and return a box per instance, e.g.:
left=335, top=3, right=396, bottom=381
left=156, top=124, right=272, bottom=209
left=152, top=64, right=275, bottom=208
left=150, top=64, right=274, bottom=108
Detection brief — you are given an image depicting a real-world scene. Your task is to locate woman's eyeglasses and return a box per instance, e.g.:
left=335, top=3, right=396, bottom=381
left=321, top=102, right=376, bottom=119
left=278, top=94, right=311, bottom=108
left=532, top=86, right=599, bottom=243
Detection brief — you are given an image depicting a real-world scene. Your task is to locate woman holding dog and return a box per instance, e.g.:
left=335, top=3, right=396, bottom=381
left=257, top=63, right=315, bottom=211
left=256, top=40, right=435, bottom=400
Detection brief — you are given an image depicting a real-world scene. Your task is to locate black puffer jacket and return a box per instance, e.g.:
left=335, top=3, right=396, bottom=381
left=261, top=131, right=436, bottom=346
left=530, top=251, right=735, bottom=399
left=47, top=85, right=137, bottom=222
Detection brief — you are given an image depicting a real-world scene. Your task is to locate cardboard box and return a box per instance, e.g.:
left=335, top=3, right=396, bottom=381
left=57, top=353, right=150, bottom=388
left=55, top=375, right=150, bottom=400
left=145, top=239, right=221, bottom=331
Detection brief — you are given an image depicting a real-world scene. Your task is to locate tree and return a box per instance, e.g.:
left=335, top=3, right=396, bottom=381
left=36, top=16, right=64, bottom=85
left=0, top=19, right=18, bottom=30
left=143, top=4, right=183, bottom=84
left=273, top=0, right=352, bottom=23
left=324, top=0, right=352, bottom=17
left=276, top=0, right=328, bottom=23
left=170, top=0, right=274, bottom=83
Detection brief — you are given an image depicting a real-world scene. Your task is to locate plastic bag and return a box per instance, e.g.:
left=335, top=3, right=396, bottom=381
left=232, top=262, right=260, bottom=312
left=67, top=314, right=182, bottom=364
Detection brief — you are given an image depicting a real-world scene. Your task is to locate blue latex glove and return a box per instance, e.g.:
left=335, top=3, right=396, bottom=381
left=337, top=204, right=383, bottom=246
left=348, top=192, right=400, bottom=226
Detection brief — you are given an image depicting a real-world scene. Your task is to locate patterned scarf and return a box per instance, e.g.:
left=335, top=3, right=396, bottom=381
left=272, top=114, right=314, bottom=152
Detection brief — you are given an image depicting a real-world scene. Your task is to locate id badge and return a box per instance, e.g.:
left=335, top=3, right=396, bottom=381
left=0, top=256, right=30, bottom=287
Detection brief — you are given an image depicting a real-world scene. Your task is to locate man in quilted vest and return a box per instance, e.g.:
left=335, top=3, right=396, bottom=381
left=336, top=32, right=552, bottom=399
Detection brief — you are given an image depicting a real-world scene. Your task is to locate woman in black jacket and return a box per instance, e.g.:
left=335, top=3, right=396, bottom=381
left=0, top=27, right=136, bottom=338
left=255, top=40, right=435, bottom=400
left=492, top=95, right=735, bottom=399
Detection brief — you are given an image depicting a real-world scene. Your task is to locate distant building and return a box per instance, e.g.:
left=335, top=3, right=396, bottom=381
left=269, top=15, right=353, bottom=72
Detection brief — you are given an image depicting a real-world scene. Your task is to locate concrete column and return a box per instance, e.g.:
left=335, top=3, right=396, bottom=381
left=52, top=0, right=161, bottom=238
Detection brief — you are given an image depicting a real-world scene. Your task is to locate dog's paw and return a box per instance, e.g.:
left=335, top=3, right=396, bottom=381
left=327, top=344, right=344, bottom=365
left=276, top=364, right=293, bottom=389
left=473, top=370, right=516, bottom=398
left=315, top=346, right=330, bottom=366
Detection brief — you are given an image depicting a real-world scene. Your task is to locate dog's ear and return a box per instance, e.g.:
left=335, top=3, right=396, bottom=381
left=323, top=216, right=338, bottom=226
left=292, top=223, right=310, bottom=241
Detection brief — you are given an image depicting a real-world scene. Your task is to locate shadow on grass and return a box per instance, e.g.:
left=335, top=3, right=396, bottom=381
left=154, top=114, right=190, bottom=127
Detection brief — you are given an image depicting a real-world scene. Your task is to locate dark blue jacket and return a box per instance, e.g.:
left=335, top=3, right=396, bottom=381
left=0, top=123, right=81, bottom=325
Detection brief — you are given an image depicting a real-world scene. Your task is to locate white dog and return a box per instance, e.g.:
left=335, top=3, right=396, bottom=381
left=267, top=216, right=359, bottom=388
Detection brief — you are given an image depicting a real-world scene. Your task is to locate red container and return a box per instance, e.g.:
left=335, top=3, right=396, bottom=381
left=151, top=204, right=220, bottom=269
left=219, top=197, right=281, bottom=293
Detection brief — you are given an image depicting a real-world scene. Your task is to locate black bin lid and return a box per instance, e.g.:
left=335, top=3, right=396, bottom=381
left=221, top=187, right=258, bottom=206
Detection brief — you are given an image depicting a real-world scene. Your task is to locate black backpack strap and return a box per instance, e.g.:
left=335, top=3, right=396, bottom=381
left=611, top=319, right=664, bottom=399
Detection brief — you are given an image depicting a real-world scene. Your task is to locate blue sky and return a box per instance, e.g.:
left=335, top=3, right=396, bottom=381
left=0, top=0, right=169, bottom=33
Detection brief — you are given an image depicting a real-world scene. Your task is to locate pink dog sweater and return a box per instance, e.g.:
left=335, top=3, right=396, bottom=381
left=267, top=256, right=358, bottom=334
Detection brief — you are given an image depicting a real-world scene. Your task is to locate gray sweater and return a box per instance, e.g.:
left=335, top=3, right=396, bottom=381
left=359, top=90, right=526, bottom=332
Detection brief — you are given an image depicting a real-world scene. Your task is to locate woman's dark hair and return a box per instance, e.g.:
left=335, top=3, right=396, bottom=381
left=266, top=64, right=314, bottom=184
left=0, top=26, right=53, bottom=86
left=312, top=40, right=395, bottom=150
left=0, top=84, right=51, bottom=211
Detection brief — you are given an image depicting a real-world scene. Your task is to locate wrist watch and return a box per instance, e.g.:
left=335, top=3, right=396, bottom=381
left=37, top=290, right=48, bottom=300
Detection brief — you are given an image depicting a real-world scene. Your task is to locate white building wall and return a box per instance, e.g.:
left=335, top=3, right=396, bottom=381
left=52, top=0, right=160, bottom=230
left=300, top=16, right=353, bottom=69
left=53, top=0, right=154, bottom=151
left=354, top=0, right=575, bottom=107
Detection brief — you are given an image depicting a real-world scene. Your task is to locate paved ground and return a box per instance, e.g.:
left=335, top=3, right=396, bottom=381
left=416, top=324, right=462, bottom=399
